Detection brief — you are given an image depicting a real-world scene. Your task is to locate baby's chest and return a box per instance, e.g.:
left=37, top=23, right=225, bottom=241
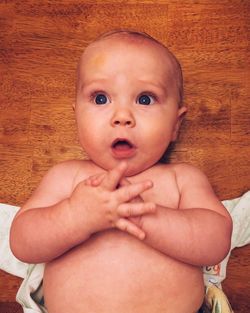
left=129, top=167, right=180, bottom=209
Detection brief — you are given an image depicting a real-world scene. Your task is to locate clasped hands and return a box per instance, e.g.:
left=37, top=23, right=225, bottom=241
left=69, top=162, right=156, bottom=240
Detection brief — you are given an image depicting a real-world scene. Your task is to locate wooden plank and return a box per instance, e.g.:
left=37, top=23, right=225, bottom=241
left=0, top=1, right=249, bottom=312
left=0, top=271, right=22, bottom=302
left=223, top=245, right=250, bottom=313
left=167, top=3, right=249, bottom=49
left=0, top=143, right=32, bottom=205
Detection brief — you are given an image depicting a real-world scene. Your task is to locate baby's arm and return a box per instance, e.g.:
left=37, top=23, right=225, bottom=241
left=132, top=164, right=232, bottom=266
left=10, top=161, right=155, bottom=264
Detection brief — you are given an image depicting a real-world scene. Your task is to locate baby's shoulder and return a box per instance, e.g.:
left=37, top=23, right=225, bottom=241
left=155, top=162, right=208, bottom=186
left=154, top=162, right=201, bottom=176
left=168, top=162, right=210, bottom=191
left=51, top=159, right=92, bottom=171
left=19, top=160, right=97, bottom=211
left=50, top=159, right=104, bottom=186
left=170, top=162, right=204, bottom=175
left=48, top=159, right=90, bottom=177
left=44, top=159, right=96, bottom=187
left=169, top=162, right=206, bottom=177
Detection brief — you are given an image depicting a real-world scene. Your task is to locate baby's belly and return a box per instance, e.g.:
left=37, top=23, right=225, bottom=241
left=44, top=230, right=204, bottom=313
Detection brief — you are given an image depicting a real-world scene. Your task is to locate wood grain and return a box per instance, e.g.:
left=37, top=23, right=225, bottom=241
left=0, top=1, right=249, bottom=311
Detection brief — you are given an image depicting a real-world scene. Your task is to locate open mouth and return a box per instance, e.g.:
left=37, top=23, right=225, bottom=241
left=111, top=138, right=136, bottom=158
left=112, top=139, right=133, bottom=150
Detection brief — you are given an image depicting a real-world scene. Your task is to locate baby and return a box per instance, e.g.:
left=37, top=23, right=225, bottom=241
left=10, top=30, right=232, bottom=313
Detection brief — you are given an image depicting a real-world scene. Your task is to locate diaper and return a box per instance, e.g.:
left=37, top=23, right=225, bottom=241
left=16, top=263, right=47, bottom=313
left=199, top=284, right=234, bottom=313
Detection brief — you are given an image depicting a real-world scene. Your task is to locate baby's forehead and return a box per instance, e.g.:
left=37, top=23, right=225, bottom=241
left=77, top=33, right=183, bottom=104
left=80, top=35, right=177, bottom=74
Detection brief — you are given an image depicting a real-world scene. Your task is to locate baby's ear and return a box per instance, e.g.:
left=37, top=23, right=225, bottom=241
left=171, top=106, right=187, bottom=141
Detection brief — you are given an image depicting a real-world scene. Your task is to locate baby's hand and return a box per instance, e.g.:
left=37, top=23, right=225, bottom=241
left=119, top=177, right=148, bottom=228
left=69, top=162, right=155, bottom=240
left=84, top=170, right=155, bottom=239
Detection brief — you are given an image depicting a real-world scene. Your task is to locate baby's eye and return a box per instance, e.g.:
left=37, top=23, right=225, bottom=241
left=94, top=93, right=109, bottom=105
left=137, top=94, right=155, bottom=105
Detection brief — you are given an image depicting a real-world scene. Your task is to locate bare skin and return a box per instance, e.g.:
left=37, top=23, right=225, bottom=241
left=10, top=33, right=232, bottom=313
left=11, top=160, right=230, bottom=313
left=45, top=161, right=207, bottom=313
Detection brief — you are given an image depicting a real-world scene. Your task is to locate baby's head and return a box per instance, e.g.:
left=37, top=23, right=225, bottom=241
left=77, top=30, right=184, bottom=107
left=75, top=30, right=187, bottom=175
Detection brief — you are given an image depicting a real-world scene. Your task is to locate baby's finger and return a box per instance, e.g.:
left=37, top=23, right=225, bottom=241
left=89, top=173, right=106, bottom=186
left=115, top=218, right=145, bottom=240
left=83, top=177, right=92, bottom=186
left=83, top=173, right=105, bottom=186
left=116, top=180, right=153, bottom=203
left=117, top=202, right=156, bottom=217
left=119, top=177, right=130, bottom=187
left=101, top=162, right=128, bottom=190
left=119, top=178, right=143, bottom=203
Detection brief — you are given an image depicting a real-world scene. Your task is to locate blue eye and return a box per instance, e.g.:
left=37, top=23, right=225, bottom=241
left=94, top=94, right=108, bottom=105
left=138, top=94, right=154, bottom=105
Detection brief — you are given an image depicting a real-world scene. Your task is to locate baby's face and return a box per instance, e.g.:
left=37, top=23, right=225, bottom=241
left=75, top=37, right=186, bottom=176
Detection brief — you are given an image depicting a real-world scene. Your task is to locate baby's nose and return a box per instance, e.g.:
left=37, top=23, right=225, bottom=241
left=111, top=108, right=136, bottom=127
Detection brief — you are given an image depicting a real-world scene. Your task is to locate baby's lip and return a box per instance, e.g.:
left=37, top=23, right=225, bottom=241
left=111, top=138, right=135, bottom=148
left=111, top=138, right=137, bottom=159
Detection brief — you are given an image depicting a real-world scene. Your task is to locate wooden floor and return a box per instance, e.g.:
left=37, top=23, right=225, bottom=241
left=0, top=1, right=249, bottom=312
